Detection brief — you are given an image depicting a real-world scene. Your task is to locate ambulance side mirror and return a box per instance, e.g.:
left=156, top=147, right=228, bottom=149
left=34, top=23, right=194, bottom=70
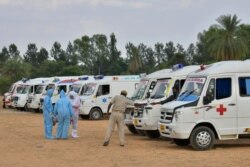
left=203, top=96, right=211, bottom=105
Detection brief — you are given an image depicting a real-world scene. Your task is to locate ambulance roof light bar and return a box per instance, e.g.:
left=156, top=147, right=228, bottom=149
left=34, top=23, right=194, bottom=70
left=200, top=64, right=205, bottom=70
left=79, top=75, right=89, bottom=80
left=94, top=75, right=104, bottom=80
left=172, top=64, right=184, bottom=71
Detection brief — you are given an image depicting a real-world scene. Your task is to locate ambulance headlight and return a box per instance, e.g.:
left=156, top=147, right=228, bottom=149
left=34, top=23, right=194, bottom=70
left=174, top=111, right=183, bottom=122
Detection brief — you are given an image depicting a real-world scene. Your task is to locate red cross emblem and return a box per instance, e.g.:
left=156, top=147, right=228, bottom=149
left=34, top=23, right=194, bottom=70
left=216, top=104, right=227, bottom=115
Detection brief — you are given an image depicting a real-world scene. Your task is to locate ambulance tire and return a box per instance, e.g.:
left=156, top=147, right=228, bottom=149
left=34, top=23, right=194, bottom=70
left=24, top=103, right=29, bottom=112
left=127, top=125, right=138, bottom=134
left=190, top=126, right=215, bottom=151
left=173, top=139, right=190, bottom=146
left=145, top=130, right=160, bottom=138
left=89, top=108, right=103, bottom=120
left=137, top=130, right=147, bottom=136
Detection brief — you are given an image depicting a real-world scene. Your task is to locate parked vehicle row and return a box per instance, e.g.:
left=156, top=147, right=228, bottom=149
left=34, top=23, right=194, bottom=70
left=3, top=75, right=140, bottom=120
left=124, top=60, right=250, bottom=151
left=4, top=60, right=250, bottom=151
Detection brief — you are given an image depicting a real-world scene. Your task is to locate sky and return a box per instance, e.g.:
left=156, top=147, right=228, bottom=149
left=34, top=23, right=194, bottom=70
left=1, top=0, right=250, bottom=57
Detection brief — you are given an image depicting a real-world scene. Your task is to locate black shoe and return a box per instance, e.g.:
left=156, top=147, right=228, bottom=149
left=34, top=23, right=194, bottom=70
left=103, top=141, right=109, bottom=146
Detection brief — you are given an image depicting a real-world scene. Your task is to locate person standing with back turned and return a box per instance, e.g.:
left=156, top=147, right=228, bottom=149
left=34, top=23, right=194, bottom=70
left=43, top=88, right=54, bottom=140
left=103, top=90, right=134, bottom=147
left=54, top=90, right=74, bottom=139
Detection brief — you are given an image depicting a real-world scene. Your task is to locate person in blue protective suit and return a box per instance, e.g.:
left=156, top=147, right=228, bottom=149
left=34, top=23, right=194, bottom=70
left=43, top=88, right=55, bottom=139
left=54, top=90, right=74, bottom=139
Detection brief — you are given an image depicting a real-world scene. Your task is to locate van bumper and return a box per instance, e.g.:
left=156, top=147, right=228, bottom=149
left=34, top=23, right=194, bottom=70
left=133, top=117, right=157, bottom=130
left=168, top=122, right=195, bottom=139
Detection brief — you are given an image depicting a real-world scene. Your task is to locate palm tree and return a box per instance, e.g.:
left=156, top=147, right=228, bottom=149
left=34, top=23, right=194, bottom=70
left=207, top=14, right=248, bottom=60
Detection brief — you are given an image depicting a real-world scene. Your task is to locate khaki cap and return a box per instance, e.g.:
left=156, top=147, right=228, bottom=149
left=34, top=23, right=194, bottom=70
left=121, top=90, right=128, bottom=95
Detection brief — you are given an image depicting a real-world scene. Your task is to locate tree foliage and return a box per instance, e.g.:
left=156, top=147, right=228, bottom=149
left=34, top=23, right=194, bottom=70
left=1, top=14, right=250, bottom=94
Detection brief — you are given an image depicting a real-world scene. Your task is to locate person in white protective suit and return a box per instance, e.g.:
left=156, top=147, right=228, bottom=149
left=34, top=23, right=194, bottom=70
left=68, top=91, right=81, bottom=138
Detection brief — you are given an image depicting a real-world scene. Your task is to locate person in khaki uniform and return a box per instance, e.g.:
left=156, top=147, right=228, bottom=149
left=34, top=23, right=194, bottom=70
left=103, top=90, right=134, bottom=147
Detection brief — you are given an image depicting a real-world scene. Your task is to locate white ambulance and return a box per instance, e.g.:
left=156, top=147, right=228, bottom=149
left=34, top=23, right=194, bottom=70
left=39, top=77, right=79, bottom=110
left=12, top=78, right=51, bottom=111
left=157, top=60, right=250, bottom=151
left=27, top=79, right=55, bottom=112
left=70, top=76, right=95, bottom=95
left=133, top=65, right=199, bottom=138
left=3, top=80, right=23, bottom=108
left=79, top=75, right=140, bottom=120
left=125, top=69, right=171, bottom=134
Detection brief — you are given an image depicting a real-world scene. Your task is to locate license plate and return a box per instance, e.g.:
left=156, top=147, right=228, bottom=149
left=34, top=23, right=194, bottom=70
left=160, top=124, right=165, bottom=131
left=133, top=119, right=138, bottom=125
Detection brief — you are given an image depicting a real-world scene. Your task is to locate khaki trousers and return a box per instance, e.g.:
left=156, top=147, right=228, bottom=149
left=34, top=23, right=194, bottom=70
left=104, top=112, right=125, bottom=145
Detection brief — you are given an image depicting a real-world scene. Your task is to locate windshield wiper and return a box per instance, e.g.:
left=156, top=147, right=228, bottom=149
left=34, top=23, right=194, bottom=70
left=180, top=89, right=197, bottom=101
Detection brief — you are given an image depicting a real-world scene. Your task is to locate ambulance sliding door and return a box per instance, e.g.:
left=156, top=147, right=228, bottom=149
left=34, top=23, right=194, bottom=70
left=237, top=76, right=250, bottom=134
left=204, top=76, right=237, bottom=137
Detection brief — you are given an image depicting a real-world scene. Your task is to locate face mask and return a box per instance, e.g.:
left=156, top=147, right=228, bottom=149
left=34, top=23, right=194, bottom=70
left=69, top=95, right=74, bottom=99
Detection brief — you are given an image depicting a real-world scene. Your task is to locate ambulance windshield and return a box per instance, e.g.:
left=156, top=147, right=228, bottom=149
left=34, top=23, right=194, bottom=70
left=131, top=80, right=149, bottom=100
left=71, top=84, right=82, bottom=94
left=177, top=77, right=206, bottom=101
left=150, top=79, right=171, bottom=99
left=16, top=85, right=25, bottom=94
left=21, top=85, right=30, bottom=94
left=35, top=85, right=45, bottom=94
left=83, top=83, right=97, bottom=96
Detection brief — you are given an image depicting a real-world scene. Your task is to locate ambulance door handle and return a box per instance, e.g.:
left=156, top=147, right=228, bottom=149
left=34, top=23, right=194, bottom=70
left=228, top=103, right=235, bottom=106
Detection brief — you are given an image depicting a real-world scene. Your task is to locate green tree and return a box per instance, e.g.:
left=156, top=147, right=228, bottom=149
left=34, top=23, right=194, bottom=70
left=164, top=41, right=176, bottom=62
left=74, top=36, right=94, bottom=74
left=66, top=42, right=78, bottom=65
left=91, top=34, right=109, bottom=74
left=0, top=47, right=9, bottom=65
left=206, top=14, right=248, bottom=60
left=154, top=43, right=165, bottom=67
left=126, top=43, right=142, bottom=74
left=107, top=33, right=124, bottom=74
left=1, top=59, right=31, bottom=82
left=24, top=43, right=39, bottom=66
left=51, top=42, right=66, bottom=62
left=8, top=44, right=21, bottom=60
left=38, top=47, right=49, bottom=64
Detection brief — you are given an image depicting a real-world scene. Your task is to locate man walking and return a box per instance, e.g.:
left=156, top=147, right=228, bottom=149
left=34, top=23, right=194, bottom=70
left=103, top=90, right=134, bottom=147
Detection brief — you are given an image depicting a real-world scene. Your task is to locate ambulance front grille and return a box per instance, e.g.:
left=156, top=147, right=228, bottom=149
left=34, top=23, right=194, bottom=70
left=133, top=107, right=144, bottom=118
left=160, top=110, right=173, bottom=122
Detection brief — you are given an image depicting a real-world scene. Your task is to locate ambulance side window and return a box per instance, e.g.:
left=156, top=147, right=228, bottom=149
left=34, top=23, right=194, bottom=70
left=239, top=77, right=250, bottom=96
left=205, top=79, right=215, bottom=102
left=96, top=85, right=110, bottom=96
left=216, top=78, right=231, bottom=100
left=149, top=81, right=156, bottom=93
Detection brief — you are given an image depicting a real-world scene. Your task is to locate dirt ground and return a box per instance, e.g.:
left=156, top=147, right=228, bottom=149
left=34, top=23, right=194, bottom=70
left=1, top=97, right=250, bottom=167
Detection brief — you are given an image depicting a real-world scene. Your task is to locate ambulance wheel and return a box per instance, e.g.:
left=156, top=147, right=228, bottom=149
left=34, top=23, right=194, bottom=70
left=24, top=103, right=29, bottom=111
left=173, top=139, right=190, bottom=146
left=127, top=125, right=138, bottom=134
left=190, top=126, right=215, bottom=151
left=145, top=130, right=160, bottom=138
left=89, top=108, right=103, bottom=120
left=136, top=130, right=146, bottom=136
